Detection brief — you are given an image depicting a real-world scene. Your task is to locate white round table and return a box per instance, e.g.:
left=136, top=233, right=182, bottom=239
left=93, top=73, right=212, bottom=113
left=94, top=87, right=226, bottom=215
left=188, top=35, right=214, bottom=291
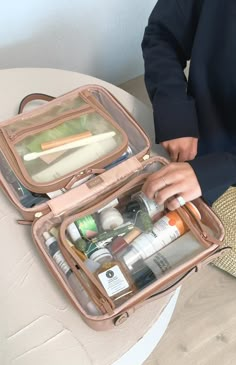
left=0, top=68, right=179, bottom=365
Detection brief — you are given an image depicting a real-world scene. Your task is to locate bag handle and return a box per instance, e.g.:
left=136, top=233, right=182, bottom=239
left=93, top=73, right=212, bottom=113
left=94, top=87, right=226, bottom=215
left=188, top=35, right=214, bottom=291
left=122, top=246, right=230, bottom=317
left=177, top=204, right=223, bottom=247
left=149, top=266, right=197, bottom=299
left=18, top=93, right=55, bottom=114
left=148, top=246, right=230, bottom=299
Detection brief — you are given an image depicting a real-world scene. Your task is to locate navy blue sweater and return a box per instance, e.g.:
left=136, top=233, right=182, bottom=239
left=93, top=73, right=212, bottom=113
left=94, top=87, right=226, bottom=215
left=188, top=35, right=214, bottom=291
left=142, top=0, right=236, bottom=205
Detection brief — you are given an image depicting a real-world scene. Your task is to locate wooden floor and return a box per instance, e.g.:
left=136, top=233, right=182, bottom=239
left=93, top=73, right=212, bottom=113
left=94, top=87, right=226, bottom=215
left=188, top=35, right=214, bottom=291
left=144, top=265, right=236, bottom=365
left=119, top=76, right=236, bottom=365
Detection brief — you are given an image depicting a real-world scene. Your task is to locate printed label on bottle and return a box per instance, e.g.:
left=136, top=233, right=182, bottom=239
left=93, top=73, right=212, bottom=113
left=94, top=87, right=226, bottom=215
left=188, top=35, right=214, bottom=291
left=131, top=216, right=180, bottom=260
left=131, top=233, right=159, bottom=258
left=145, top=252, right=172, bottom=277
left=142, top=194, right=163, bottom=216
left=146, top=200, right=162, bottom=216
left=98, top=265, right=129, bottom=297
left=53, top=251, right=71, bottom=276
left=152, top=216, right=180, bottom=245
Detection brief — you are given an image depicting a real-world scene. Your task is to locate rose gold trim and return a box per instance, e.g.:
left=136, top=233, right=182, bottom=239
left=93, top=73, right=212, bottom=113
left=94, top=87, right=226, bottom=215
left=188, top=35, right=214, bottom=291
left=8, top=106, right=93, bottom=142
left=81, top=85, right=151, bottom=152
left=0, top=110, right=128, bottom=193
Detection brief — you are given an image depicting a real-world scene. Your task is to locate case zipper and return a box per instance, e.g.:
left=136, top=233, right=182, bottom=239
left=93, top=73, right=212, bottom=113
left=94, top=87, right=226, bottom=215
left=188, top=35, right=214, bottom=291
left=17, top=212, right=43, bottom=225
left=59, top=173, right=149, bottom=237
left=64, top=168, right=106, bottom=190
left=53, top=156, right=167, bottom=219
left=0, top=122, right=128, bottom=194
left=8, top=106, right=93, bottom=142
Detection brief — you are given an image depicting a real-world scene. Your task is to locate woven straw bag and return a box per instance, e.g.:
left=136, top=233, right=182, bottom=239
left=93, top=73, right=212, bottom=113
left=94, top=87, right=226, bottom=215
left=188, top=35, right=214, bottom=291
left=212, top=187, right=236, bottom=276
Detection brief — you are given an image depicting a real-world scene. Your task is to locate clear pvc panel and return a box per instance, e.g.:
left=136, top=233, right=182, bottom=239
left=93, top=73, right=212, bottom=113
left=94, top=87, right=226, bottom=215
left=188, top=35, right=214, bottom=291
left=4, top=95, right=86, bottom=137
left=63, top=187, right=205, bottom=307
left=35, top=219, right=102, bottom=315
left=15, top=112, right=125, bottom=183
left=0, top=151, right=49, bottom=207
left=89, top=89, right=148, bottom=154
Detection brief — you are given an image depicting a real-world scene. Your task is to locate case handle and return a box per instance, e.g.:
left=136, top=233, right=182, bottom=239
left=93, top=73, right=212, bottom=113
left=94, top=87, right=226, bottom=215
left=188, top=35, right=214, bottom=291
left=147, top=246, right=230, bottom=300
left=121, top=211, right=228, bottom=312
left=149, top=266, right=198, bottom=299
left=177, top=204, right=223, bottom=247
left=18, top=93, right=55, bottom=114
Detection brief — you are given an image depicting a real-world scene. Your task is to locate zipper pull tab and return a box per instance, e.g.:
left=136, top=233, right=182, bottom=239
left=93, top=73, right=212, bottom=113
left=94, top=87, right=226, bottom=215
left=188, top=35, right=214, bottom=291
left=65, top=168, right=105, bottom=190
left=86, top=168, right=106, bottom=174
left=65, top=172, right=89, bottom=190
left=17, top=219, right=32, bottom=225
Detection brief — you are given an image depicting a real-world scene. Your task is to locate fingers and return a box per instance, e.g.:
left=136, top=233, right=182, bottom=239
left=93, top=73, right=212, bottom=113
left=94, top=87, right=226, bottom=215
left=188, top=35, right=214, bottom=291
left=178, top=150, right=197, bottom=162
left=161, top=137, right=198, bottom=162
left=142, top=164, right=182, bottom=199
left=166, top=188, right=197, bottom=210
left=165, top=195, right=189, bottom=211
left=154, top=184, right=183, bottom=205
left=166, top=198, right=182, bottom=211
left=142, top=162, right=202, bottom=208
left=170, top=151, right=179, bottom=162
left=161, top=142, right=179, bottom=161
left=142, top=166, right=174, bottom=199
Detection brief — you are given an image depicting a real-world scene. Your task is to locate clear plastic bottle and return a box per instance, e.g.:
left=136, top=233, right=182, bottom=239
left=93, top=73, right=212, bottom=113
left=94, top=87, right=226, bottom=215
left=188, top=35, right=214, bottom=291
left=130, top=191, right=164, bottom=219
left=121, top=203, right=201, bottom=271
left=129, top=232, right=205, bottom=290
left=123, top=192, right=163, bottom=233
left=43, top=232, right=101, bottom=315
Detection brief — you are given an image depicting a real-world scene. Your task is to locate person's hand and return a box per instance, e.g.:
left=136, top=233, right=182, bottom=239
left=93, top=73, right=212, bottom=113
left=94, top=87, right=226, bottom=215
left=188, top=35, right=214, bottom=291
left=142, top=162, right=202, bottom=211
left=161, top=137, right=198, bottom=162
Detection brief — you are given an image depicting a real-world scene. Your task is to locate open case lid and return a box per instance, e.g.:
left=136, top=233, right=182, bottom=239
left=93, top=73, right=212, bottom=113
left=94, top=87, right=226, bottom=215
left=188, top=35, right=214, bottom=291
left=0, top=85, right=151, bottom=194
left=0, top=85, right=152, bottom=220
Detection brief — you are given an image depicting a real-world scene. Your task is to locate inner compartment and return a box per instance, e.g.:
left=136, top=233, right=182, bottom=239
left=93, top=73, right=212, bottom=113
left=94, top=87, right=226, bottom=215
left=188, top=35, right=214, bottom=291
left=55, top=182, right=210, bottom=315
left=3, top=94, right=87, bottom=137
left=14, top=111, right=126, bottom=184
left=86, top=87, right=149, bottom=154
left=0, top=151, right=49, bottom=208
left=0, top=87, right=151, bottom=198
left=33, top=215, right=106, bottom=317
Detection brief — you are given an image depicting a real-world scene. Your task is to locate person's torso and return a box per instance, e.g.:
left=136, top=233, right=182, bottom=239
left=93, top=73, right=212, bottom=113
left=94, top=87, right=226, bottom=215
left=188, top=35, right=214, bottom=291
left=188, top=0, right=236, bottom=155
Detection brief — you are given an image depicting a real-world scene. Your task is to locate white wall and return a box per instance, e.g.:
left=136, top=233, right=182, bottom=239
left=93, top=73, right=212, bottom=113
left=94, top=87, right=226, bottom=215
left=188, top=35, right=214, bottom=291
left=0, top=0, right=157, bottom=85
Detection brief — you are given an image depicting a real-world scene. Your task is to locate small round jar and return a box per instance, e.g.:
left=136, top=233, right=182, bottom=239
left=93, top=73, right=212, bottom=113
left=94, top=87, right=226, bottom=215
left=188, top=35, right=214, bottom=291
left=132, top=192, right=164, bottom=219
left=90, top=248, right=113, bottom=266
left=99, top=207, right=124, bottom=230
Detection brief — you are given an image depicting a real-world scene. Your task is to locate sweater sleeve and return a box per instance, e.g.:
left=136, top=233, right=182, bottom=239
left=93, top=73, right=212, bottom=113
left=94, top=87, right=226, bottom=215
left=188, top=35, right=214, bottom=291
left=189, top=152, right=236, bottom=204
left=142, top=0, right=203, bottom=143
